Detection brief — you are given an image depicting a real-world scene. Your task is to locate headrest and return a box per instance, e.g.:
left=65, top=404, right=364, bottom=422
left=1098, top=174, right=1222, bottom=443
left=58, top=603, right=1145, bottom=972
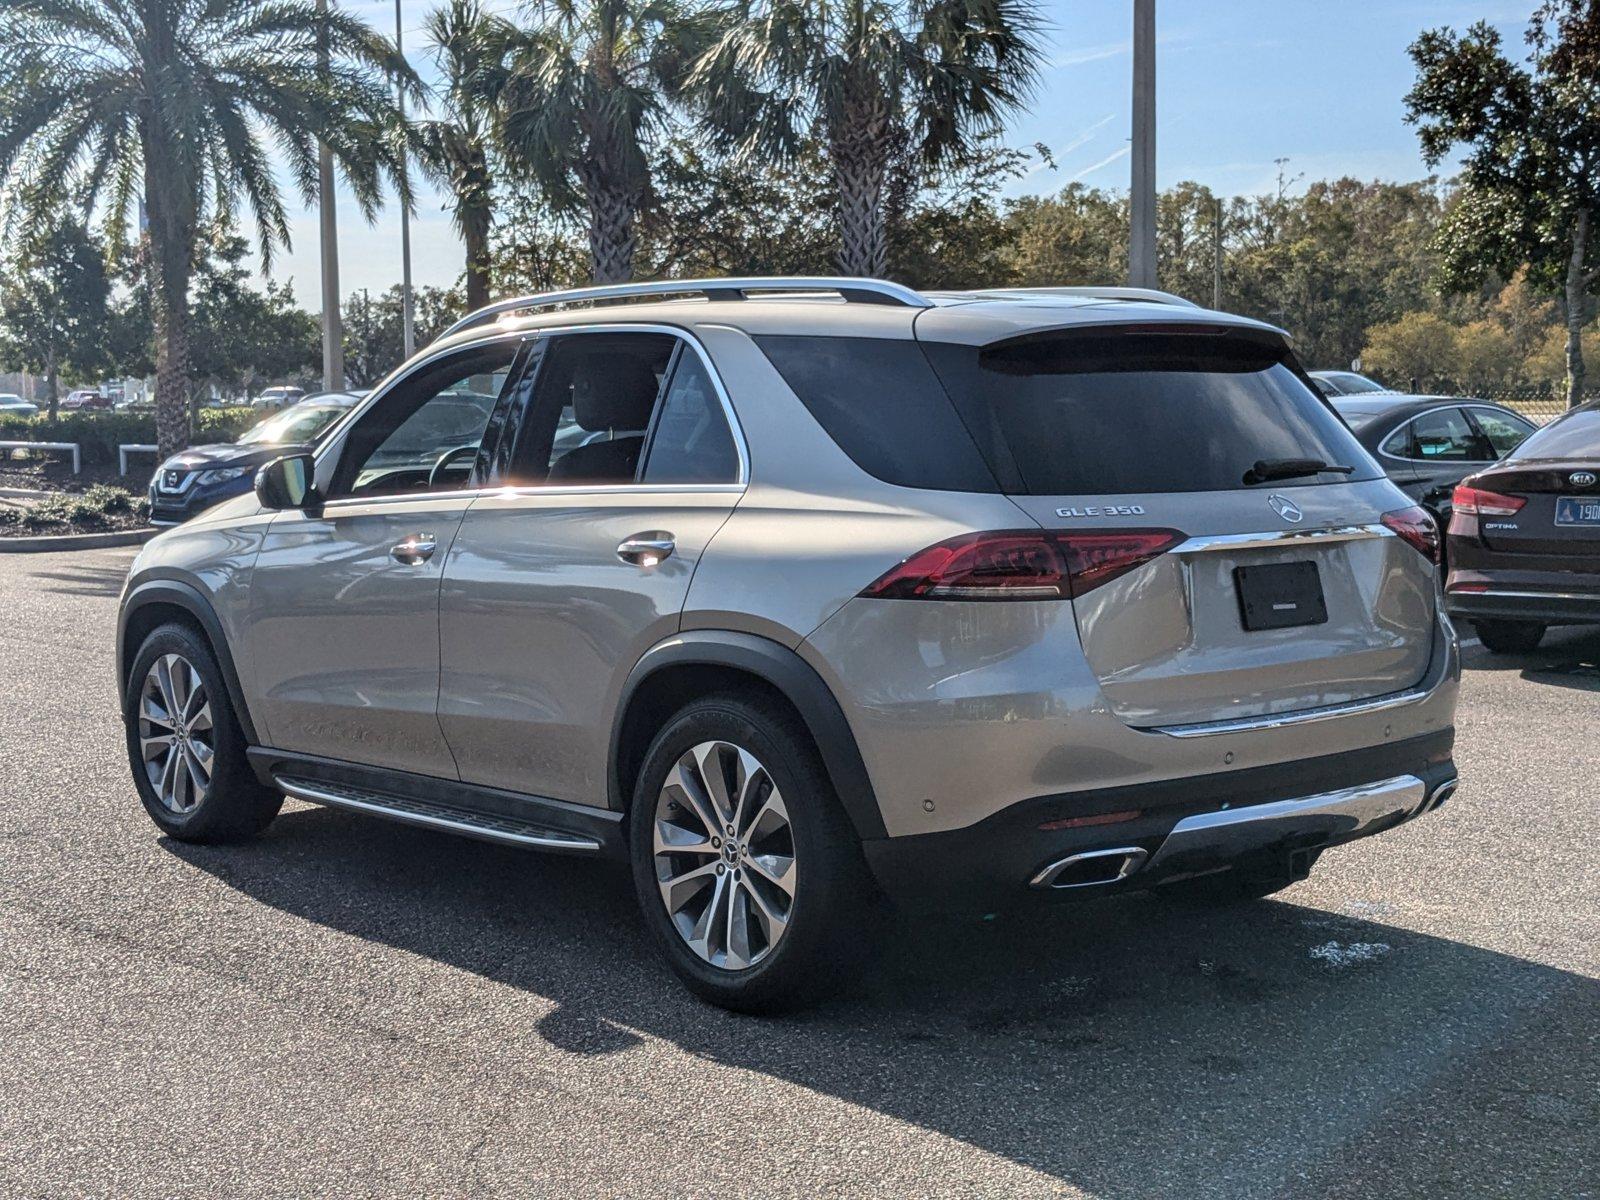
left=571, top=356, right=659, bottom=431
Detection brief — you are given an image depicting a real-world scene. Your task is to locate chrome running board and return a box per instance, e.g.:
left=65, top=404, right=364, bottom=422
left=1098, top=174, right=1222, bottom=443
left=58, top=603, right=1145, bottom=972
left=277, top=776, right=603, bottom=853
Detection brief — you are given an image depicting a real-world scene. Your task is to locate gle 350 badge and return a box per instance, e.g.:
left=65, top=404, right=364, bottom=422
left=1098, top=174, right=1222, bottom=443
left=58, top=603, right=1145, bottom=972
left=1055, top=504, right=1149, bottom=518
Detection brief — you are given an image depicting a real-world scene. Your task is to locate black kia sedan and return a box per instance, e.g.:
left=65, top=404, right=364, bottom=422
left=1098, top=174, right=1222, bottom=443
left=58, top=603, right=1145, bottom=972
left=1331, top=395, right=1540, bottom=528
left=1445, top=400, right=1600, bottom=652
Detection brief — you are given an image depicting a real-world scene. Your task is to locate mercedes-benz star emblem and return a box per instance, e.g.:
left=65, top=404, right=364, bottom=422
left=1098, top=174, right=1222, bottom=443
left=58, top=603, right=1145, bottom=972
left=1570, top=470, right=1597, bottom=488
left=1268, top=494, right=1304, bottom=523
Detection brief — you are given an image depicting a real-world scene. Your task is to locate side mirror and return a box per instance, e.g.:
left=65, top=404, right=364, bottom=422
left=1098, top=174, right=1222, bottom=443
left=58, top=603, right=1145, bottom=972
left=255, top=453, right=316, bottom=510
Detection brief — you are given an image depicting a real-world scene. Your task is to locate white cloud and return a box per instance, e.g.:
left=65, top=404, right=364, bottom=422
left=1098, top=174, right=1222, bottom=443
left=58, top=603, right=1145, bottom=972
left=1072, top=144, right=1130, bottom=181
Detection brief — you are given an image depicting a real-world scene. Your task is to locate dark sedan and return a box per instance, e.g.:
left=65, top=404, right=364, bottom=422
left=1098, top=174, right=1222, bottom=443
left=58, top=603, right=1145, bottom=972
left=149, top=392, right=363, bottom=525
left=1445, top=400, right=1600, bottom=652
left=1331, top=395, right=1539, bottom=530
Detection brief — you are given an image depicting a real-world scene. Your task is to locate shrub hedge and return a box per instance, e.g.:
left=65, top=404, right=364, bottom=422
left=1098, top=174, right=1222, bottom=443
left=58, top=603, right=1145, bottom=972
left=0, top=408, right=258, bottom=466
left=0, top=484, right=151, bottom=532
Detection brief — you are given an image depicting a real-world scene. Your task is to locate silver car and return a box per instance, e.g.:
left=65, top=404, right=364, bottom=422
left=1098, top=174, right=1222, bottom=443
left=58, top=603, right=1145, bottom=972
left=116, top=277, right=1460, bottom=1011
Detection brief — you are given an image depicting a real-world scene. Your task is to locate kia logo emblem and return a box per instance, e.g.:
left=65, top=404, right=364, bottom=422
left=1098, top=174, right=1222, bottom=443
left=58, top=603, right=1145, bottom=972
left=1268, top=494, right=1304, bottom=523
left=1570, top=471, right=1597, bottom=487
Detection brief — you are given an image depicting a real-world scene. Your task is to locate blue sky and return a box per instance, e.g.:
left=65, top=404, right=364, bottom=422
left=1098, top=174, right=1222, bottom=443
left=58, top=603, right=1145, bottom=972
left=270, top=0, right=1537, bottom=305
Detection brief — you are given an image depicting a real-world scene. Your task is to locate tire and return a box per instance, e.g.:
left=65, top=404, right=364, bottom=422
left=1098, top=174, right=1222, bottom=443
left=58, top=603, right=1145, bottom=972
left=628, top=693, right=875, bottom=1013
left=124, top=622, right=282, bottom=843
left=1472, top=619, right=1546, bottom=655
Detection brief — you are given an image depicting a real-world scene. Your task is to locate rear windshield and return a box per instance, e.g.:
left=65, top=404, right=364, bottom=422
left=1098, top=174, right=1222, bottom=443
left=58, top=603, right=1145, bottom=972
left=1507, top=405, right=1600, bottom=460
left=920, top=330, right=1379, bottom=494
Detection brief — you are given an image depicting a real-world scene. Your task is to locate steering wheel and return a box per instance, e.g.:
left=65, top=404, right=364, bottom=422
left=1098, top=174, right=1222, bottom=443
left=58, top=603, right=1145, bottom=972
left=427, top=444, right=479, bottom=490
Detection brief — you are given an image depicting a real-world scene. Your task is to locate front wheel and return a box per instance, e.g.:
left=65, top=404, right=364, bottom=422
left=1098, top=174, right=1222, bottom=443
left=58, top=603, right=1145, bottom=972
left=629, top=694, right=873, bottom=1013
left=1472, top=619, right=1546, bottom=655
left=124, top=623, right=282, bottom=842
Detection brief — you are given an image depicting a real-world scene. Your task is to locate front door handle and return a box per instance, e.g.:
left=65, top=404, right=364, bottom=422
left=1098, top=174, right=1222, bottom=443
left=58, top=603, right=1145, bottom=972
left=617, top=533, right=675, bottom=566
left=391, top=533, right=437, bottom=565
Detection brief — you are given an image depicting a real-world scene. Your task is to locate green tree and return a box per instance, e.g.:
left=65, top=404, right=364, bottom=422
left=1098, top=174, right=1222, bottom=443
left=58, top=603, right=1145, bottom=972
left=1406, top=3, right=1600, bottom=405
left=1361, top=311, right=1459, bottom=389
left=0, top=0, right=419, bottom=455
left=421, top=0, right=505, bottom=311
left=344, top=285, right=464, bottom=386
left=0, top=216, right=111, bottom=417
left=489, top=0, right=706, bottom=284
left=689, top=0, right=1042, bottom=276
left=187, top=236, right=319, bottom=400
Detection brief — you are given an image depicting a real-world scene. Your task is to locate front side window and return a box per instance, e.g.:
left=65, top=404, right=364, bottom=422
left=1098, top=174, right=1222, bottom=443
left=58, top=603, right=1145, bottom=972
left=331, top=341, right=518, bottom=499
left=1409, top=408, right=1488, bottom=462
left=1470, top=408, right=1535, bottom=458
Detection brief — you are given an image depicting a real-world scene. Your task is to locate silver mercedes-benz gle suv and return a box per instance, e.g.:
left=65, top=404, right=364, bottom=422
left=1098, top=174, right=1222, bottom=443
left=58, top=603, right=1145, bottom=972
left=117, top=277, right=1459, bottom=1011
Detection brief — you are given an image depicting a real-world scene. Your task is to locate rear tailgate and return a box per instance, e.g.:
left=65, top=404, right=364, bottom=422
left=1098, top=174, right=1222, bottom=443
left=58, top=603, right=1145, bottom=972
left=1472, top=461, right=1600, bottom=560
left=1010, top=488, right=1436, bottom=726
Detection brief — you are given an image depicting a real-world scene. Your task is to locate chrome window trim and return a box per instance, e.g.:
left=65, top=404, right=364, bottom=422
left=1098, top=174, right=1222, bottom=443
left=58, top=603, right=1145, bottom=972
left=316, top=322, right=750, bottom=511
left=1378, top=404, right=1498, bottom=467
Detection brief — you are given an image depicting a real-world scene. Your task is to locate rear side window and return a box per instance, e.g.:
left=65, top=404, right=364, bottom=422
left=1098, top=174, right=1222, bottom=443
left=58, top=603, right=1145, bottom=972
left=919, top=331, right=1380, bottom=495
left=641, top=351, right=741, bottom=484
left=1409, top=408, right=1488, bottom=461
left=754, top=335, right=998, bottom=491
left=1508, top=405, right=1600, bottom=459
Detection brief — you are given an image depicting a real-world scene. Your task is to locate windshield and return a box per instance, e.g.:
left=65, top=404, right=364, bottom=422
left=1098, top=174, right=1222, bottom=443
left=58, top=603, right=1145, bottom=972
left=1330, top=400, right=1394, bottom=431
left=239, top=402, right=348, bottom=446
left=921, top=331, right=1379, bottom=494
left=1327, top=372, right=1387, bottom=395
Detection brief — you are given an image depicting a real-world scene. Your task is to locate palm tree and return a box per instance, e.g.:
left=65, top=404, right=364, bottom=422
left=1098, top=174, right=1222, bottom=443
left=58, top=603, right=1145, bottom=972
left=690, top=0, right=1042, bottom=277
left=489, top=0, right=707, bottom=284
left=0, top=0, right=419, bottom=457
left=421, top=0, right=505, bottom=312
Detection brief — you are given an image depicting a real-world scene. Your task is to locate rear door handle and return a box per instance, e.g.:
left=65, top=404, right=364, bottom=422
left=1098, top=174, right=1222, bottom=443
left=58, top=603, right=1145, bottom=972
left=617, top=533, right=675, bottom=566
left=391, top=533, right=437, bottom=565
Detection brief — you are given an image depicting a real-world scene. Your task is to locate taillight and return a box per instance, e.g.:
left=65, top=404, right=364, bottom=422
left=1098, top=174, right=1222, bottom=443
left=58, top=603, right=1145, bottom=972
left=1381, top=505, right=1440, bottom=565
left=861, top=529, right=1184, bottom=601
left=1452, top=485, right=1526, bottom=517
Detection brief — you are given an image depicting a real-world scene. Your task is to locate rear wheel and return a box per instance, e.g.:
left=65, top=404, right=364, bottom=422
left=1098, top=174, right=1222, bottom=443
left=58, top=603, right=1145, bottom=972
left=1472, top=619, right=1546, bottom=655
left=628, top=694, right=873, bottom=1012
left=125, top=623, right=282, bottom=842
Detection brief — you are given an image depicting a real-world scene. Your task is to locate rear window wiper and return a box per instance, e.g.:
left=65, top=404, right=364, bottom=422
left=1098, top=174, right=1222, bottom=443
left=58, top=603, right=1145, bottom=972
left=1242, top=458, right=1356, bottom=485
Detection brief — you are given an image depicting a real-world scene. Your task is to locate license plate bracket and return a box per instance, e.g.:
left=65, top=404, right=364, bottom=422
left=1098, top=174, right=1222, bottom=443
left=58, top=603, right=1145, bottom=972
left=1234, top=560, right=1328, bottom=631
left=1555, top=496, right=1600, bottom=526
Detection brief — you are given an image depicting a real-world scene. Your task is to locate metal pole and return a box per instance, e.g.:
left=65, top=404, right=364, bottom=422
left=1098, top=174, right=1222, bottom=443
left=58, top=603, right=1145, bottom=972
left=1212, top=196, right=1223, bottom=310
left=396, top=0, right=415, bottom=358
left=317, top=0, right=344, bottom=389
left=1128, top=0, right=1157, bottom=288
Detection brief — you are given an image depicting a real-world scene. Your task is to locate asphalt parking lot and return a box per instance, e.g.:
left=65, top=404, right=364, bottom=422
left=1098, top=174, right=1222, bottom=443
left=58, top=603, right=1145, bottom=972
left=1, top=547, right=1595, bottom=1199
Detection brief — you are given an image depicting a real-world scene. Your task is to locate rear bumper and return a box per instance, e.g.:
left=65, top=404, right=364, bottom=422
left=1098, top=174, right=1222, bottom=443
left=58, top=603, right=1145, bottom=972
left=1446, top=587, right=1600, bottom=626
left=861, top=729, right=1456, bottom=909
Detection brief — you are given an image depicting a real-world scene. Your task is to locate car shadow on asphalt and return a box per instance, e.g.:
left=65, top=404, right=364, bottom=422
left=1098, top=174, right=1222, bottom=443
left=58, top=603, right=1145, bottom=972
left=1460, top=625, right=1600, bottom=690
left=28, top=561, right=131, bottom=599
left=165, top=805, right=1597, bottom=1198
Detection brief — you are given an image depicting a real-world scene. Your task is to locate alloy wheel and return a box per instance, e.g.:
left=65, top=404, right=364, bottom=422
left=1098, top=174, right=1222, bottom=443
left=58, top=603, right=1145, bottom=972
left=653, top=740, right=796, bottom=970
left=138, top=653, right=215, bottom=814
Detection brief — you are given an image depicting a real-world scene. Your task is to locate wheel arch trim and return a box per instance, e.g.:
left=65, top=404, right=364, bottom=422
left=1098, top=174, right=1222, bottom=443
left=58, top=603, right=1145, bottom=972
left=118, top=578, right=259, bottom=745
left=609, top=630, right=887, bottom=840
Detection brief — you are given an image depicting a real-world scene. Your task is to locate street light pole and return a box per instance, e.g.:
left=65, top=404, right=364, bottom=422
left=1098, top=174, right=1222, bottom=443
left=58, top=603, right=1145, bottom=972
left=1129, top=0, right=1157, bottom=289
left=396, top=0, right=415, bottom=358
left=317, top=0, right=344, bottom=389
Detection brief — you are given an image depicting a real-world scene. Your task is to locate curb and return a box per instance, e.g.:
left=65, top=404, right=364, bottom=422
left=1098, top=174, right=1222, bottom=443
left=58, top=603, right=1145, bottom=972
left=0, top=487, right=53, bottom=500
left=0, top=527, right=159, bottom=554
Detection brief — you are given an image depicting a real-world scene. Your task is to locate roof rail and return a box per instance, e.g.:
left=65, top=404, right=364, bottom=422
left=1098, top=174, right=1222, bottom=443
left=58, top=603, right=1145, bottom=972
left=438, top=276, right=931, bottom=341
left=969, top=286, right=1200, bottom=308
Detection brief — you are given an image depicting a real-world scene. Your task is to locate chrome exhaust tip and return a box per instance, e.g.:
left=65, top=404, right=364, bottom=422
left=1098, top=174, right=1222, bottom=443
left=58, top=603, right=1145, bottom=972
left=1030, top=846, right=1148, bottom=890
left=1422, top=777, right=1458, bottom=813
